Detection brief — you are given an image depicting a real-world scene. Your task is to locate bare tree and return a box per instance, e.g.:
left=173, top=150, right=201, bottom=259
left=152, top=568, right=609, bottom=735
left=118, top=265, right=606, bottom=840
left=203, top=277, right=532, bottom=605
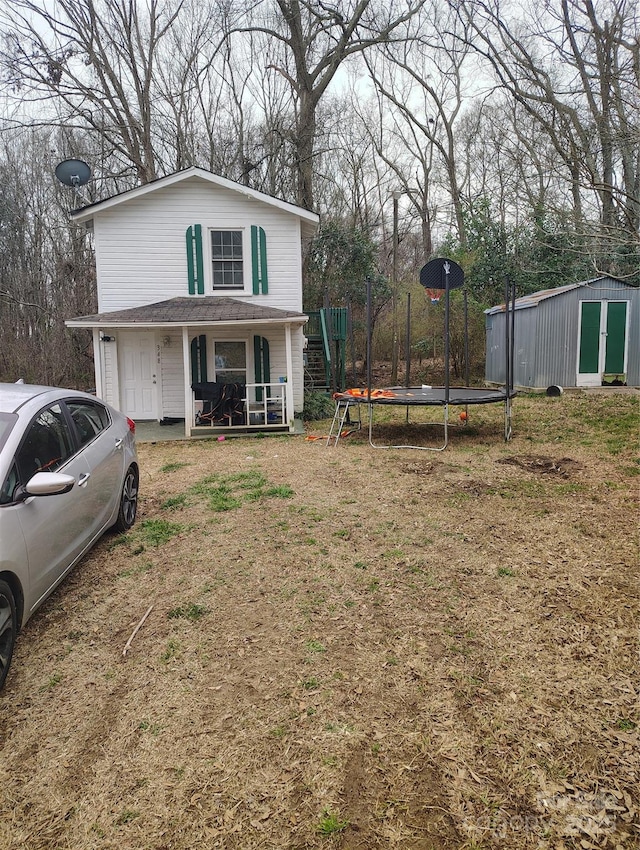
left=454, top=0, right=640, bottom=277
left=1, top=0, right=190, bottom=183
left=0, top=127, right=96, bottom=385
left=225, top=0, right=425, bottom=210
left=363, top=2, right=476, bottom=251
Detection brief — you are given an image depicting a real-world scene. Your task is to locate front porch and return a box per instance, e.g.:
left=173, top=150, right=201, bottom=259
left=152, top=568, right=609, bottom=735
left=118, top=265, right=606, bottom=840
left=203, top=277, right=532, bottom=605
left=134, top=414, right=305, bottom=443
left=65, top=297, right=311, bottom=438
left=133, top=379, right=302, bottom=441
left=190, top=380, right=290, bottom=436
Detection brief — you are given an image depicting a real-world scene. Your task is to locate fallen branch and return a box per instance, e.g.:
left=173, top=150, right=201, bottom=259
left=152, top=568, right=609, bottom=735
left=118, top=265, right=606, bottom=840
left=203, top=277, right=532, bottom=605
left=122, top=605, right=154, bottom=656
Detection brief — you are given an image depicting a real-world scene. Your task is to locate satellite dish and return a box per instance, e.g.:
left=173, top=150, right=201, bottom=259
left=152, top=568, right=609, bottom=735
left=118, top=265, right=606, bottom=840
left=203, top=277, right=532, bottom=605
left=55, top=159, right=92, bottom=188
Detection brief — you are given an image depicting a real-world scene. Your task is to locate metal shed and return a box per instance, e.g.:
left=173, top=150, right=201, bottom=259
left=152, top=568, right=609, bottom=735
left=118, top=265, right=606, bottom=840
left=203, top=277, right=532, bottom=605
left=485, top=277, right=639, bottom=389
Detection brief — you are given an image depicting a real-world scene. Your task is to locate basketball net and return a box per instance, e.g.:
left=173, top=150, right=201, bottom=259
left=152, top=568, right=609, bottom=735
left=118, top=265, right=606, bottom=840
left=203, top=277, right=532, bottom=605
left=426, top=288, right=441, bottom=304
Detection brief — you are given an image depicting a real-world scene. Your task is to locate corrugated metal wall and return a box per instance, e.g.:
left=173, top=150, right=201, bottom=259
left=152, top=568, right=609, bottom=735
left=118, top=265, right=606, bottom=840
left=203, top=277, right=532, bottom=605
left=534, top=288, right=577, bottom=387
left=627, top=286, right=640, bottom=384
left=485, top=312, right=503, bottom=384
left=485, top=279, right=639, bottom=388
left=486, top=309, right=538, bottom=386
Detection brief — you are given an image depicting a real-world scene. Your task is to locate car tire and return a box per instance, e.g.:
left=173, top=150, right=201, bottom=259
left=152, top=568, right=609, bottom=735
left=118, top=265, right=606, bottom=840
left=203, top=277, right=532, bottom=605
left=112, top=465, right=139, bottom=533
left=0, top=580, right=17, bottom=690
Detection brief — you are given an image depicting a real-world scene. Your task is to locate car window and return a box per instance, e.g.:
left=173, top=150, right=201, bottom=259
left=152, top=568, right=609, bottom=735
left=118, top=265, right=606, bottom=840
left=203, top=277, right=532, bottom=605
left=67, top=400, right=111, bottom=447
left=15, top=403, right=75, bottom=479
left=0, top=412, right=16, bottom=454
left=0, top=460, right=19, bottom=505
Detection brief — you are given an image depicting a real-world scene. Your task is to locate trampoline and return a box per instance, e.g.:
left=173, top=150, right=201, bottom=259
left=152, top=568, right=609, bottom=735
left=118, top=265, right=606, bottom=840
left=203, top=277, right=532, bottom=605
left=335, top=386, right=511, bottom=406
left=327, top=259, right=517, bottom=451
left=328, top=385, right=514, bottom=450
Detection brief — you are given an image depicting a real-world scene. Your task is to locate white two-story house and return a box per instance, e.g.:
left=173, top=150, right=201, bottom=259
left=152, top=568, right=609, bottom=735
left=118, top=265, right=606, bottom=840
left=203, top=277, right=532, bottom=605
left=66, top=168, right=319, bottom=436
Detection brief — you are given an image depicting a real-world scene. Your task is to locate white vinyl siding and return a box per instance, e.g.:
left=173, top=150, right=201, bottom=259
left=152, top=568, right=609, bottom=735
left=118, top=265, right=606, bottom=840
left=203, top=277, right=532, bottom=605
left=101, top=327, right=304, bottom=418
left=93, top=181, right=303, bottom=313
left=159, top=334, right=185, bottom=418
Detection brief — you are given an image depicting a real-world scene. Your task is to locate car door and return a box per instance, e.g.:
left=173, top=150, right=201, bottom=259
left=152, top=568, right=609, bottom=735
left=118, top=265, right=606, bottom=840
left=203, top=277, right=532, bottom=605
left=12, top=402, right=96, bottom=611
left=65, top=399, right=125, bottom=532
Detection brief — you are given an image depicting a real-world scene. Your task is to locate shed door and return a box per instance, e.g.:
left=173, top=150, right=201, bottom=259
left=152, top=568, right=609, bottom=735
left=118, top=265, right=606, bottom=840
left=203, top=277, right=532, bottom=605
left=577, top=301, right=628, bottom=386
left=604, top=302, right=627, bottom=374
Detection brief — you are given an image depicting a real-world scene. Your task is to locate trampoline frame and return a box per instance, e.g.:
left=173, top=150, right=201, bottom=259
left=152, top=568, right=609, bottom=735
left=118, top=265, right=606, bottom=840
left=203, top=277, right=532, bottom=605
left=328, top=268, right=517, bottom=451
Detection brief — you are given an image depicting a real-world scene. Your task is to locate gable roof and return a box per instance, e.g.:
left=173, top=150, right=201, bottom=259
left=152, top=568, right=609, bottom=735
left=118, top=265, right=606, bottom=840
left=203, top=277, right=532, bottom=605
left=70, top=167, right=320, bottom=230
left=65, top=297, right=308, bottom=329
left=485, top=276, right=630, bottom=315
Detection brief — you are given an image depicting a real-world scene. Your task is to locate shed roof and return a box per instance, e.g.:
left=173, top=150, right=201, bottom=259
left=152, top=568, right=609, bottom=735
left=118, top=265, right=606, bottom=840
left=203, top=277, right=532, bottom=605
left=65, top=297, right=308, bottom=329
left=485, top=277, right=630, bottom=315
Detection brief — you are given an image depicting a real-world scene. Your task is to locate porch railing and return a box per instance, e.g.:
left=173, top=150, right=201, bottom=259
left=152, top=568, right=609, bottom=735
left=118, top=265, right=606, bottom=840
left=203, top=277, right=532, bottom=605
left=193, top=382, right=286, bottom=429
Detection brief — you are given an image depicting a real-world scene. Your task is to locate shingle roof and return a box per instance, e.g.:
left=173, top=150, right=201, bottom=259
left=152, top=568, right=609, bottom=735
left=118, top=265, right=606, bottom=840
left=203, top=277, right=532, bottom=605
left=66, top=297, right=307, bottom=327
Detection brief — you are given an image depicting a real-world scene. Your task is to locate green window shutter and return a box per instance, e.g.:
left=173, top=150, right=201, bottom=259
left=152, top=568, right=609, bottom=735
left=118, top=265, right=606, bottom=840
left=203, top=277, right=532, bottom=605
left=251, top=225, right=268, bottom=294
left=190, top=335, right=208, bottom=384
left=186, top=226, right=195, bottom=294
left=199, top=335, right=208, bottom=382
left=253, top=335, right=263, bottom=385
left=262, top=336, right=270, bottom=382
left=259, top=226, right=268, bottom=294
left=186, top=224, right=204, bottom=295
left=190, top=338, right=198, bottom=384
left=253, top=336, right=270, bottom=401
left=251, top=226, right=259, bottom=294
left=253, top=335, right=262, bottom=402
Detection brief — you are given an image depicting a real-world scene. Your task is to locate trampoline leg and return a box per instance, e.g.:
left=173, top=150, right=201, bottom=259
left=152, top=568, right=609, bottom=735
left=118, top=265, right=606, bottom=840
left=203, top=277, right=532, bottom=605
left=504, top=397, right=513, bottom=441
left=368, top=403, right=375, bottom=447
left=443, top=403, right=449, bottom=449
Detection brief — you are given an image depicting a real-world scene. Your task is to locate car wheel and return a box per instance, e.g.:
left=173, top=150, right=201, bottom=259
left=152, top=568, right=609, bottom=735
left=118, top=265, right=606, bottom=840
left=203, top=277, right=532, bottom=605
left=112, top=465, right=139, bottom=532
left=0, top=580, right=17, bottom=690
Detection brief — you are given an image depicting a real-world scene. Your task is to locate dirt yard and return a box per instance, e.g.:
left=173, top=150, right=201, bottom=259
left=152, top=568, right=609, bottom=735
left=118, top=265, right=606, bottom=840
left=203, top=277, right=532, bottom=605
left=0, top=391, right=637, bottom=850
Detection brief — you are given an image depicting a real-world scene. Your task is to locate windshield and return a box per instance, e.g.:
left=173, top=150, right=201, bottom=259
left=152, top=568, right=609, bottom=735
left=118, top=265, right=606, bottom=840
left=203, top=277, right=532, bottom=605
left=0, top=413, right=17, bottom=454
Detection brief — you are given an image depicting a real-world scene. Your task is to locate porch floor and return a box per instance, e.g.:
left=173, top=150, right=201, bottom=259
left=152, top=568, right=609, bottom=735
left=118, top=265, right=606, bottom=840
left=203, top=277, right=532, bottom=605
left=134, top=419, right=304, bottom=443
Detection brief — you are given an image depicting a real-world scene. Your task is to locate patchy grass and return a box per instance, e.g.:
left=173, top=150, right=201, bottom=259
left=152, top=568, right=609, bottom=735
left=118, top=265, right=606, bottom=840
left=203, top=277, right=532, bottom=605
left=136, top=518, right=184, bottom=547
left=317, top=810, right=349, bottom=836
left=167, top=602, right=208, bottom=622
left=160, top=468, right=297, bottom=513
left=0, top=390, right=637, bottom=850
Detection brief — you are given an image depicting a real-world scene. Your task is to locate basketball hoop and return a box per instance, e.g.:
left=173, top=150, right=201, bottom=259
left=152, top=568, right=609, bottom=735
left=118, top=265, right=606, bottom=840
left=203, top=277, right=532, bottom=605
left=426, top=288, right=441, bottom=304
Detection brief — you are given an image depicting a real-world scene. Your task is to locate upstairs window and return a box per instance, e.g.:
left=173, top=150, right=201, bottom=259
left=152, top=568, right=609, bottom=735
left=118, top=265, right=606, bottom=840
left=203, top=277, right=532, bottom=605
left=211, top=230, right=243, bottom=290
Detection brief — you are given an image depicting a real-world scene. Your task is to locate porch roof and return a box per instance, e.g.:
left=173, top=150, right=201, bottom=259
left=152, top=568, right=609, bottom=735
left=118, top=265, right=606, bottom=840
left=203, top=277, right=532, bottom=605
left=66, top=297, right=308, bottom=329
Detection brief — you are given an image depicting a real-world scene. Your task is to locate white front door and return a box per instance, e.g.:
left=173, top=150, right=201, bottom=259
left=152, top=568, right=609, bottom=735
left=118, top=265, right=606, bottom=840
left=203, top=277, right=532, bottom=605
left=119, top=333, right=157, bottom=419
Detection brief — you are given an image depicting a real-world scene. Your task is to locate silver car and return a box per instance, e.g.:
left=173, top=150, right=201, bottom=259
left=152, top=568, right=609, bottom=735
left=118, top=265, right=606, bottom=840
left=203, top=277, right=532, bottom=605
left=0, top=383, right=138, bottom=688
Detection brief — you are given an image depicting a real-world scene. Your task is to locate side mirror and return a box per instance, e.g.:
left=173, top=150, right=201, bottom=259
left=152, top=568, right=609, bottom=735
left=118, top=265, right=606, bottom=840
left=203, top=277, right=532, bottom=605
left=15, top=472, right=76, bottom=501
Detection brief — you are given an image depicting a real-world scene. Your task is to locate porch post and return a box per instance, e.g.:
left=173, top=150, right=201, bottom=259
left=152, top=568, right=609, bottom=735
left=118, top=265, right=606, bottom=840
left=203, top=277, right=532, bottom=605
left=92, top=328, right=104, bottom=399
left=182, top=326, right=191, bottom=437
left=284, top=323, right=294, bottom=429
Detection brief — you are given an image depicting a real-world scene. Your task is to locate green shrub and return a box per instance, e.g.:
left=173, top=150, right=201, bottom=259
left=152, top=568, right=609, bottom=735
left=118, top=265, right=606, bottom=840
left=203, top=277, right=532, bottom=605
left=302, top=391, right=334, bottom=421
